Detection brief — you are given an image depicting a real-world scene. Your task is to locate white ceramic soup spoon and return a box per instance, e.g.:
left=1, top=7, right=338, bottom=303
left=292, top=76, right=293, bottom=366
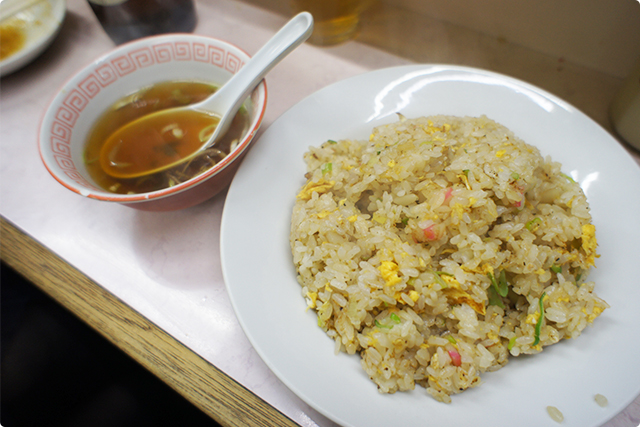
left=99, top=12, right=313, bottom=179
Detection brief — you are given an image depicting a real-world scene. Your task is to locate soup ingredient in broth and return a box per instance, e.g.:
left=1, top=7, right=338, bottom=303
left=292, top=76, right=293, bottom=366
left=99, top=109, right=220, bottom=178
left=84, top=80, right=249, bottom=194
left=290, top=115, right=608, bottom=403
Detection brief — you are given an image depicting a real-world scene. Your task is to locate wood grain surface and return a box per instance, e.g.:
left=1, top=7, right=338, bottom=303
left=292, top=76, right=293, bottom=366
left=0, top=216, right=299, bottom=427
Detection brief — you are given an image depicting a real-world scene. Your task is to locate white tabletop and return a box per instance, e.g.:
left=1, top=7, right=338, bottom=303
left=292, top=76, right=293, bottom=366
left=1, top=1, right=638, bottom=426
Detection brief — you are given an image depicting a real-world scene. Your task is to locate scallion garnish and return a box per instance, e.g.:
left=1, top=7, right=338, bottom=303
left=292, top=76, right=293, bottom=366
left=433, top=271, right=451, bottom=288
left=488, top=287, right=504, bottom=308
left=525, top=217, right=542, bottom=231
left=321, top=162, right=333, bottom=175
left=375, top=319, right=393, bottom=329
left=497, top=269, right=509, bottom=297
left=551, top=264, right=562, bottom=273
left=533, top=292, right=546, bottom=346
left=488, top=271, right=508, bottom=298
left=560, top=172, right=575, bottom=183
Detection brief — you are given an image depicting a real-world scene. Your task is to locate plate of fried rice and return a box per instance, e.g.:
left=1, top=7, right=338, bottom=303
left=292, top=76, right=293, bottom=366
left=221, top=65, right=640, bottom=427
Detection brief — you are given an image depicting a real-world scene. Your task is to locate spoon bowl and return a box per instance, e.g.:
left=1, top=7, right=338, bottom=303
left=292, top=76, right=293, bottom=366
left=100, top=12, right=313, bottom=179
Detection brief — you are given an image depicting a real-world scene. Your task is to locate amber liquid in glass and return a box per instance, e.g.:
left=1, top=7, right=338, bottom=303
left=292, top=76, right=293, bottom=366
left=291, top=0, right=369, bottom=45
left=88, top=0, right=197, bottom=45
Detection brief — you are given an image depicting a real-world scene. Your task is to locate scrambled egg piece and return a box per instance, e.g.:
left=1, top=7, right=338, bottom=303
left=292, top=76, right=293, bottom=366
left=372, top=213, right=387, bottom=224
left=422, top=120, right=451, bottom=135
left=305, top=292, right=317, bottom=311
left=441, top=275, right=486, bottom=315
left=379, top=261, right=402, bottom=286
left=458, top=173, right=472, bottom=190
left=296, top=179, right=335, bottom=201
left=585, top=305, right=604, bottom=323
left=462, top=264, right=494, bottom=277
left=581, top=224, right=598, bottom=266
left=450, top=203, right=466, bottom=219
left=526, top=312, right=540, bottom=325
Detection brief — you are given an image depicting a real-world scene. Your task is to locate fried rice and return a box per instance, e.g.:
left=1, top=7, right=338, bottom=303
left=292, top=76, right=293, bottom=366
left=290, top=115, right=608, bottom=402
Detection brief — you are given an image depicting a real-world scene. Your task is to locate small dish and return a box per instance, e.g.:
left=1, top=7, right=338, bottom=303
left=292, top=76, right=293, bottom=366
left=0, top=0, right=66, bottom=76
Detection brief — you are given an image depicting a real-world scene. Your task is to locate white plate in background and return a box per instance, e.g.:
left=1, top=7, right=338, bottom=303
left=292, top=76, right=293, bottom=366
left=0, top=0, right=66, bottom=76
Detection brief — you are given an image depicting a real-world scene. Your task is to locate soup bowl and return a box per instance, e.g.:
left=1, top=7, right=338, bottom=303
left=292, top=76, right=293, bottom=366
left=39, top=34, right=267, bottom=211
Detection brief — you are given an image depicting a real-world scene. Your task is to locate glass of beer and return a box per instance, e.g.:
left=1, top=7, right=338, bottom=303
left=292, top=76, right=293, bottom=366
left=291, top=0, right=371, bottom=46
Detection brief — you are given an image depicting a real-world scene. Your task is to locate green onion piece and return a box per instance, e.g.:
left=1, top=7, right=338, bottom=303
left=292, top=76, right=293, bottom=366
left=497, top=269, right=509, bottom=297
left=533, top=292, right=547, bottom=347
left=327, top=139, right=338, bottom=144
left=487, top=271, right=497, bottom=288
left=84, top=156, right=98, bottom=165
left=321, top=162, right=333, bottom=175
left=446, top=335, right=457, bottom=344
left=551, top=264, right=562, bottom=273
left=198, top=124, right=217, bottom=142
left=511, top=172, right=520, bottom=180
left=560, top=172, right=576, bottom=183
left=401, top=217, right=409, bottom=225
left=375, top=319, right=393, bottom=329
left=390, top=313, right=401, bottom=324
left=436, top=271, right=454, bottom=276
left=488, top=287, right=504, bottom=308
left=487, top=271, right=507, bottom=297
left=525, top=217, right=542, bottom=231
left=508, top=336, right=516, bottom=350
left=433, top=271, right=450, bottom=288
left=463, top=169, right=470, bottom=177
left=575, top=271, right=582, bottom=282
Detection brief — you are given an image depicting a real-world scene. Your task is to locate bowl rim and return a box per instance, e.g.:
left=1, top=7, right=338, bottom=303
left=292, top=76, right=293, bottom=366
left=38, top=33, right=268, bottom=204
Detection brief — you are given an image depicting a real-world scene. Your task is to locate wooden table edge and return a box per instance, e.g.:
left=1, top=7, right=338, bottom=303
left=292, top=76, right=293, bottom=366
left=0, top=216, right=300, bottom=427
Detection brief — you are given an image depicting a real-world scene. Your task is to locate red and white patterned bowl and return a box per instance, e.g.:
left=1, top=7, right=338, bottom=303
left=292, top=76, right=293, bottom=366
left=39, top=34, right=267, bottom=211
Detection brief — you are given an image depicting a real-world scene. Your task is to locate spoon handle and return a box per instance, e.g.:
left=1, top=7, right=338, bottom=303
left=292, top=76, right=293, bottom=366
left=201, top=12, right=313, bottom=133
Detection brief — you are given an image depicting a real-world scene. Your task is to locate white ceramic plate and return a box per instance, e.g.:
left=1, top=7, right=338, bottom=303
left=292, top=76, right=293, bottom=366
left=0, top=0, right=66, bottom=76
left=221, top=65, right=640, bottom=427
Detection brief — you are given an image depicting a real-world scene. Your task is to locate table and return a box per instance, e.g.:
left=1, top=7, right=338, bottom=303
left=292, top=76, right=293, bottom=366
left=1, top=1, right=639, bottom=426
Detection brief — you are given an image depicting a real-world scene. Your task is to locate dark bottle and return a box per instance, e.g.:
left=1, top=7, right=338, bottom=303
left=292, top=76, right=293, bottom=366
left=87, top=0, right=197, bottom=45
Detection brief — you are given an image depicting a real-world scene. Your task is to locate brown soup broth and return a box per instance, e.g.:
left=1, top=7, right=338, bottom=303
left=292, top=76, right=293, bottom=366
left=84, top=81, right=250, bottom=194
